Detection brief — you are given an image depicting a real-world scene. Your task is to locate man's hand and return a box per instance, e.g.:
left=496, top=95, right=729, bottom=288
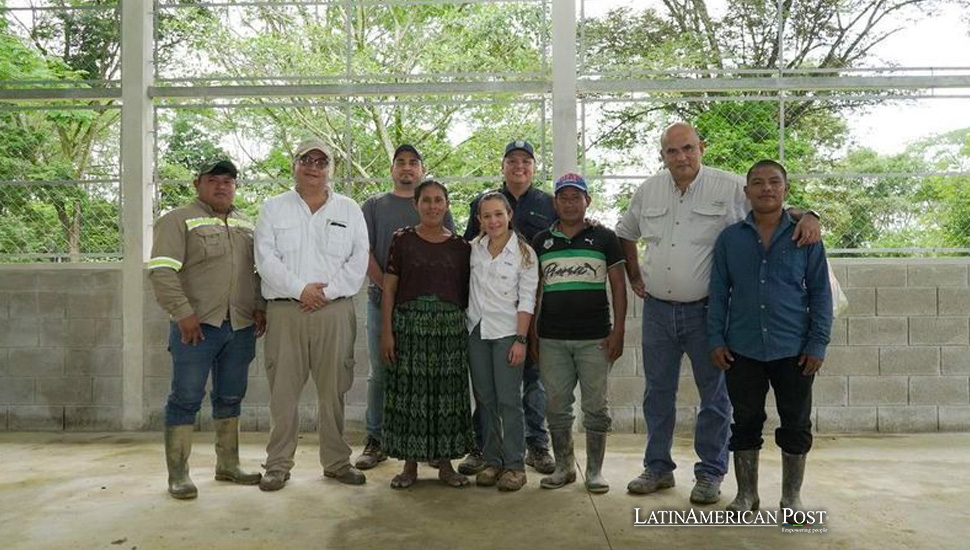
left=299, top=282, right=329, bottom=312
left=177, top=314, right=205, bottom=346
left=380, top=330, right=395, bottom=365
left=792, top=213, right=822, bottom=247
left=629, top=274, right=647, bottom=300
left=710, top=346, right=734, bottom=371
left=508, top=341, right=526, bottom=367
left=600, top=329, right=624, bottom=362
left=253, top=310, right=267, bottom=338
left=799, top=354, right=823, bottom=375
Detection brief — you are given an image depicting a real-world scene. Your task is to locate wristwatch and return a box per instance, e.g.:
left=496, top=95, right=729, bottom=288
left=514, top=334, right=528, bottom=345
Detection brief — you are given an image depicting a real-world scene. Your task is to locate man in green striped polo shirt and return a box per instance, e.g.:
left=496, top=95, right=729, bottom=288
left=531, top=173, right=627, bottom=495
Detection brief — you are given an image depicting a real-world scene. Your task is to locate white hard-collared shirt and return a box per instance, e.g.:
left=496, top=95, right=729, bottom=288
left=255, top=189, right=369, bottom=300
left=467, top=232, right=540, bottom=340
left=615, top=165, right=748, bottom=302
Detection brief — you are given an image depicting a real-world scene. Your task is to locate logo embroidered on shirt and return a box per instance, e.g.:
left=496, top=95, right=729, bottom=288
left=543, top=238, right=553, bottom=250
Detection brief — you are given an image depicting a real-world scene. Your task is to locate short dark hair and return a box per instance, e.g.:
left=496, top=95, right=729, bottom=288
left=746, top=159, right=788, bottom=184
left=414, top=179, right=449, bottom=202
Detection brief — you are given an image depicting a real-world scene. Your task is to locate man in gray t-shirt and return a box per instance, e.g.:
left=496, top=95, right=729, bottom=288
left=355, top=144, right=455, bottom=470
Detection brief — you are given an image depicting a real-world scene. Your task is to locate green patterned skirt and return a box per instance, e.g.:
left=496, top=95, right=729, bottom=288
left=383, top=296, right=475, bottom=461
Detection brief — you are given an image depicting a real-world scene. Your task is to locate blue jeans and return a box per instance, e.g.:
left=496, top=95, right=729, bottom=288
left=472, top=354, right=549, bottom=451
left=468, top=325, right=525, bottom=470
left=641, top=297, right=731, bottom=480
left=365, top=298, right=384, bottom=440
left=538, top=338, right=612, bottom=433
left=165, top=320, right=256, bottom=426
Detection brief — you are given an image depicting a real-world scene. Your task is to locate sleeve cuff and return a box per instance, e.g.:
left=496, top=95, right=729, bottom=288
left=171, top=303, right=195, bottom=321
left=803, top=342, right=827, bottom=360
left=708, top=336, right=727, bottom=352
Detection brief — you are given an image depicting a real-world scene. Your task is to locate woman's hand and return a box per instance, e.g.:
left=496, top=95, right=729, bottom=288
left=381, top=330, right=396, bottom=365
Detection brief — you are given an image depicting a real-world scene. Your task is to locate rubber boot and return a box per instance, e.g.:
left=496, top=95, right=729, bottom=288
left=584, top=431, right=610, bottom=494
left=540, top=429, right=577, bottom=489
left=165, top=425, right=198, bottom=499
left=214, top=417, right=262, bottom=485
left=726, top=450, right=760, bottom=511
left=780, top=451, right=806, bottom=510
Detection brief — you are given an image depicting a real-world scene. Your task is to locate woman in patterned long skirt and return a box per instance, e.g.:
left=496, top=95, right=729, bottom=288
left=380, top=179, right=475, bottom=489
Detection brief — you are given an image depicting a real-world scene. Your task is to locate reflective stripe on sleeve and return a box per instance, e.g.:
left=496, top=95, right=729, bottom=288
left=148, top=256, right=184, bottom=271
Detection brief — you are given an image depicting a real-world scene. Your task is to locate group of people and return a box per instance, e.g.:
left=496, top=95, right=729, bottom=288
left=148, top=122, right=832, bottom=512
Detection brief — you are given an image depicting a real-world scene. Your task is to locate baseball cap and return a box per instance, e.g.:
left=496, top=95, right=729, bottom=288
left=393, top=144, right=422, bottom=162
left=554, top=172, right=588, bottom=195
left=503, top=139, right=535, bottom=159
left=293, top=137, right=331, bottom=161
left=197, top=159, right=238, bottom=180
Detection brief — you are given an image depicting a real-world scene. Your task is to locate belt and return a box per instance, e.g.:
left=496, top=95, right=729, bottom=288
left=269, top=297, right=348, bottom=303
left=646, top=294, right=708, bottom=307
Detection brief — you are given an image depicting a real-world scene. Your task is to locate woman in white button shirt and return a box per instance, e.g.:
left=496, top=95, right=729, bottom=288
left=467, top=192, right=540, bottom=491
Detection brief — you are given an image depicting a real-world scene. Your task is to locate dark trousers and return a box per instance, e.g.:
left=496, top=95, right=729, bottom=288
left=725, top=354, right=814, bottom=454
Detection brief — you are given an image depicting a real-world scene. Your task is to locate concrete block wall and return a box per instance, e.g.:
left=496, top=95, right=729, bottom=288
left=3, top=258, right=970, bottom=434
left=0, top=268, right=123, bottom=431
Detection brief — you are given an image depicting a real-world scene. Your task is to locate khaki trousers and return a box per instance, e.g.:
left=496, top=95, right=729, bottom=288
left=264, top=298, right=356, bottom=473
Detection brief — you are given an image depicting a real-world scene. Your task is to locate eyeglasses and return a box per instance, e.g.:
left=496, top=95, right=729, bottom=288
left=298, top=155, right=330, bottom=169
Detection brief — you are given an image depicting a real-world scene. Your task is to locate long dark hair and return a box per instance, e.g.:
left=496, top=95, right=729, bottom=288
left=474, top=191, right=534, bottom=268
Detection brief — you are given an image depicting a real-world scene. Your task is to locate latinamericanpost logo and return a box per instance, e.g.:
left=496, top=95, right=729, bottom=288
left=634, top=508, right=828, bottom=533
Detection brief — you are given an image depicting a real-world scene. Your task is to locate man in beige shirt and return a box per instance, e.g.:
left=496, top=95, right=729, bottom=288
left=616, top=123, right=820, bottom=505
left=255, top=138, right=370, bottom=491
left=148, top=159, right=266, bottom=500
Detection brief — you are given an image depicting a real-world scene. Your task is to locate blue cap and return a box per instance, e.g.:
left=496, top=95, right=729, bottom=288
left=504, top=139, right=535, bottom=159
left=554, top=172, right=588, bottom=195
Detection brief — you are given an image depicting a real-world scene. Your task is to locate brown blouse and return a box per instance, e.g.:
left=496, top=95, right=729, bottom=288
left=385, top=227, right=471, bottom=308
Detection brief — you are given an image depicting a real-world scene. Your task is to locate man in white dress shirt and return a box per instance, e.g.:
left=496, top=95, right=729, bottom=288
left=617, top=122, right=821, bottom=504
left=255, top=137, right=370, bottom=491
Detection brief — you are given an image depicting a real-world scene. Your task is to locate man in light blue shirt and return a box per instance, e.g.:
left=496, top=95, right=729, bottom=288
left=708, top=159, right=832, bottom=512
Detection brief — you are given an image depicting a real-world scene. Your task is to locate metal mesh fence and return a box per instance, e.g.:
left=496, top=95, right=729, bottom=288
left=582, top=94, right=970, bottom=253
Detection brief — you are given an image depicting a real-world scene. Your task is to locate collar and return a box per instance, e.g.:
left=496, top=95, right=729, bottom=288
left=549, top=219, right=593, bottom=239
left=501, top=182, right=535, bottom=205
left=193, top=198, right=235, bottom=217
left=743, top=210, right=794, bottom=232
left=476, top=232, right=519, bottom=255
left=666, top=165, right=707, bottom=195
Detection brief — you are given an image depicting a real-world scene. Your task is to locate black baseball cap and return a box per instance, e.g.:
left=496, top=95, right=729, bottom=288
left=197, top=159, right=238, bottom=179
left=393, top=144, right=422, bottom=162
left=504, top=139, right=535, bottom=159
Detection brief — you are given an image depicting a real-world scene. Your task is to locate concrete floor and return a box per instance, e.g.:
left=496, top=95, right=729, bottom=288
left=1, top=432, right=967, bottom=550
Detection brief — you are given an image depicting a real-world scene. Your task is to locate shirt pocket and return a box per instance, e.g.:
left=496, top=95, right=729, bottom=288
left=690, top=205, right=727, bottom=246
left=494, top=260, right=520, bottom=297
left=272, top=222, right=301, bottom=255
left=638, top=205, right=668, bottom=244
left=777, top=242, right=809, bottom=293
left=322, top=220, right=351, bottom=258
left=194, top=226, right=229, bottom=259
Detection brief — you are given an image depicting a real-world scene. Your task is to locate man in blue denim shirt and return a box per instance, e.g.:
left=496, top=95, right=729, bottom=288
left=708, top=159, right=832, bottom=513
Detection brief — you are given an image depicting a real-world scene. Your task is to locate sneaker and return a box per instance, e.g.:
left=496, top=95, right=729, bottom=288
left=354, top=436, right=387, bottom=471
left=259, top=469, right=290, bottom=492
left=496, top=470, right=527, bottom=492
left=324, top=465, right=367, bottom=486
left=689, top=475, right=721, bottom=504
left=476, top=466, right=501, bottom=487
left=457, top=450, right=486, bottom=475
left=626, top=469, right=675, bottom=495
left=525, top=445, right=556, bottom=475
